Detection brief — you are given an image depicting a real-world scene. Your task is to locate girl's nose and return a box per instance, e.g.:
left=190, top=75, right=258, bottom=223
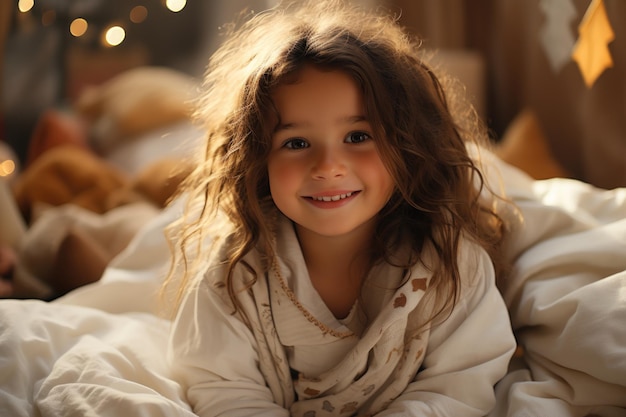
left=311, top=147, right=346, bottom=180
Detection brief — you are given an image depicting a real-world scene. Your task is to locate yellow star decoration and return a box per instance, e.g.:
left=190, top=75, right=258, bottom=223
left=572, top=0, right=615, bottom=87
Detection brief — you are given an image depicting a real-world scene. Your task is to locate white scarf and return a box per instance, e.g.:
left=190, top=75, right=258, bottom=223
left=236, top=216, right=434, bottom=416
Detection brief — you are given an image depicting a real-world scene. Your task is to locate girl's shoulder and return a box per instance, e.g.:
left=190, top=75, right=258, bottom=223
left=419, top=235, right=493, bottom=281
left=420, top=236, right=495, bottom=294
left=200, top=227, right=265, bottom=289
left=459, top=235, right=492, bottom=267
left=456, top=236, right=498, bottom=296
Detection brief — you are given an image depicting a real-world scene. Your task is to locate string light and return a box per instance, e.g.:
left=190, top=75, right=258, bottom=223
left=17, top=0, right=34, bottom=13
left=0, top=160, right=16, bottom=178
left=15, top=1, right=187, bottom=48
left=130, top=6, right=148, bottom=24
left=102, top=25, right=126, bottom=47
left=69, top=18, right=88, bottom=37
left=0, top=142, right=18, bottom=181
left=165, top=0, right=186, bottom=13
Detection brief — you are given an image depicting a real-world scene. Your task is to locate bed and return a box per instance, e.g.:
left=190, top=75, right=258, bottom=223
left=0, top=5, right=626, bottom=410
left=0, top=147, right=624, bottom=416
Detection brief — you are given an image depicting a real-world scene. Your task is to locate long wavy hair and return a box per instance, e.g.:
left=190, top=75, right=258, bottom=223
left=162, top=0, right=508, bottom=324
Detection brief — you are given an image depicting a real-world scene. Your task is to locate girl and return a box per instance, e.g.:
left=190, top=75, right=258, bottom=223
left=164, top=1, right=516, bottom=416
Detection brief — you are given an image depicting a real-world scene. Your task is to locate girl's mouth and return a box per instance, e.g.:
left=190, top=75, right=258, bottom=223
left=310, top=192, right=354, bottom=202
left=305, top=191, right=360, bottom=208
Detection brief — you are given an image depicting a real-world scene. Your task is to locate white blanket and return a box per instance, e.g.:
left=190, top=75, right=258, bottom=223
left=487, top=161, right=626, bottom=417
left=0, top=158, right=624, bottom=416
left=0, top=201, right=196, bottom=417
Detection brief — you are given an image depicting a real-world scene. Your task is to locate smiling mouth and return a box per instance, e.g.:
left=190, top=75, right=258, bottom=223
left=309, top=192, right=356, bottom=202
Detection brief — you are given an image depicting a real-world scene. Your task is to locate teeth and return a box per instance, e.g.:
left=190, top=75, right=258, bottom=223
left=312, top=192, right=353, bottom=202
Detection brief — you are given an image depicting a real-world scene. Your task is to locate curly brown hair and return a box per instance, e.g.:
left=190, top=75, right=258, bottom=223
left=162, top=0, right=508, bottom=324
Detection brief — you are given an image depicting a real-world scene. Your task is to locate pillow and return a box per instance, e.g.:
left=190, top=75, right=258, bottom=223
left=495, top=109, right=571, bottom=180
left=75, top=66, right=198, bottom=153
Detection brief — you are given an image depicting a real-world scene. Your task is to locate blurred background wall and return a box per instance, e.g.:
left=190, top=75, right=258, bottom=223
left=1, top=0, right=275, bottom=164
left=1, top=0, right=624, bottom=188
left=389, top=0, right=625, bottom=189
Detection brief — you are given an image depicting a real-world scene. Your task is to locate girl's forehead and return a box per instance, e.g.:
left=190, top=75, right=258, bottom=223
left=271, top=66, right=365, bottom=119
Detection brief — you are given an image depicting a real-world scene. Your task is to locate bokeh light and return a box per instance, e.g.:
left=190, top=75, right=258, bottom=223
left=0, top=160, right=16, bottom=178
left=165, top=0, right=186, bottom=13
left=102, top=25, right=126, bottom=47
left=69, top=18, right=88, bottom=37
left=130, top=6, right=149, bottom=23
left=17, top=0, right=34, bottom=13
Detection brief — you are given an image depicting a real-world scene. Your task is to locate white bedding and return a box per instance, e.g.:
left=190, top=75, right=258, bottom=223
left=485, top=158, right=626, bottom=416
left=0, top=157, right=625, bottom=416
left=0, top=201, right=195, bottom=417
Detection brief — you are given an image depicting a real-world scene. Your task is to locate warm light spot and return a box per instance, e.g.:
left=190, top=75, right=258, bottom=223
left=41, top=10, right=56, bottom=26
left=165, top=0, right=186, bottom=13
left=70, top=18, right=88, bottom=37
left=0, top=160, right=15, bottom=177
left=17, top=0, right=34, bottom=13
left=102, top=25, right=126, bottom=47
left=130, top=6, right=148, bottom=23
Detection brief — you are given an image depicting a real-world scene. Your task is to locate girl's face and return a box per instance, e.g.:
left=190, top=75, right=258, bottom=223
left=268, top=65, right=394, bottom=241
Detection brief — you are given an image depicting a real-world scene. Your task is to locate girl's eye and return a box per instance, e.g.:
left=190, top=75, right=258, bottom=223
left=283, top=138, right=309, bottom=150
left=345, top=131, right=371, bottom=144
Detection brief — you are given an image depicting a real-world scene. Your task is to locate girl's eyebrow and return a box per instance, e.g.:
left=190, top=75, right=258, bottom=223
left=344, top=115, right=368, bottom=124
left=274, top=115, right=368, bottom=132
left=274, top=122, right=300, bottom=132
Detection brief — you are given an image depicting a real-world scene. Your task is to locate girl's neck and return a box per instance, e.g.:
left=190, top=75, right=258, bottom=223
left=294, top=221, right=375, bottom=318
left=295, top=221, right=374, bottom=269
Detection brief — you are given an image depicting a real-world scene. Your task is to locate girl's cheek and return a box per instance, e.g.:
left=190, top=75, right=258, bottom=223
left=269, top=158, right=300, bottom=186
